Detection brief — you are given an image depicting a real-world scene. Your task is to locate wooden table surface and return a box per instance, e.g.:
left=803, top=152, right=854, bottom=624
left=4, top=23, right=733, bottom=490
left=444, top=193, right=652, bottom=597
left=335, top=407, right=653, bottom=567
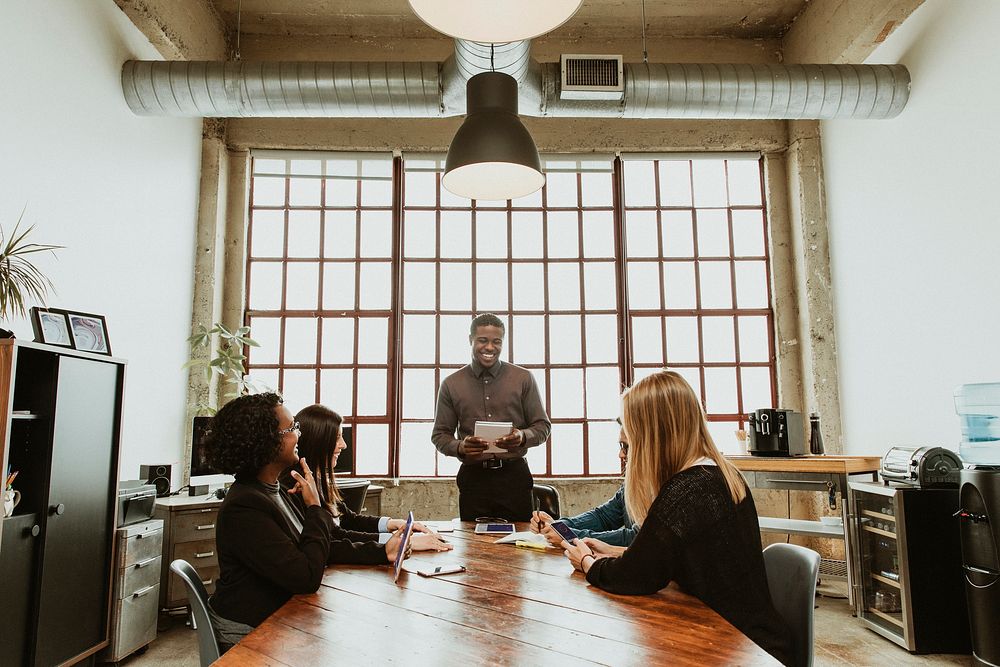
left=216, top=522, right=777, bottom=666
left=728, top=454, right=882, bottom=474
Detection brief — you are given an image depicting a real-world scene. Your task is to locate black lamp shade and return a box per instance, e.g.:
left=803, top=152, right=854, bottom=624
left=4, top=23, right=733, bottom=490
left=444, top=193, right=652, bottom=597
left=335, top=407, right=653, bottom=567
left=443, top=72, right=544, bottom=201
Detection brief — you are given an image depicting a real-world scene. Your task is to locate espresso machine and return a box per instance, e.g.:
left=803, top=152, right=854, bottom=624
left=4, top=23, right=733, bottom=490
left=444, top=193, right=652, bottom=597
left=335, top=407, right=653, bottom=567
left=747, top=408, right=806, bottom=457
left=954, top=383, right=1000, bottom=667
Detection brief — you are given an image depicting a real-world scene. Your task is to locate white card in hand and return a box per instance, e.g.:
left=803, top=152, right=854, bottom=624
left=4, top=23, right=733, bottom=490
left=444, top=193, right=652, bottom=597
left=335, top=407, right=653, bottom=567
left=475, top=420, right=514, bottom=454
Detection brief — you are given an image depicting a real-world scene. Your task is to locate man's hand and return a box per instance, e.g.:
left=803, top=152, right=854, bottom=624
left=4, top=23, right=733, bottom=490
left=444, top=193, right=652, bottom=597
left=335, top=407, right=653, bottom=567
left=529, top=510, right=553, bottom=534
left=494, top=428, right=524, bottom=450
left=458, top=435, right=489, bottom=457
left=385, top=527, right=412, bottom=564
left=410, top=533, right=453, bottom=552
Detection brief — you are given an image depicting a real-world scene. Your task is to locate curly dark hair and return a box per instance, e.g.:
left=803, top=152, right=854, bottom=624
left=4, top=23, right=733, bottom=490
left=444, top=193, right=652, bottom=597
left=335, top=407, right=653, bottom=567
left=204, top=393, right=284, bottom=478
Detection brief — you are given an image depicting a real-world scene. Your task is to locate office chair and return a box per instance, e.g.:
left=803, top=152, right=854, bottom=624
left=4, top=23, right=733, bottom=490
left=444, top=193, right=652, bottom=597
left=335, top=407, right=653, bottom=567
left=532, top=484, right=561, bottom=517
left=762, top=543, right=821, bottom=667
left=336, top=478, right=371, bottom=514
left=170, top=559, right=221, bottom=667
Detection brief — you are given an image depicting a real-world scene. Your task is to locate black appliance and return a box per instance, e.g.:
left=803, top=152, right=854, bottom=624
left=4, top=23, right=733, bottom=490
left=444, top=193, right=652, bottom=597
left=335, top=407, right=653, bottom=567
left=139, top=463, right=172, bottom=497
left=747, top=408, right=805, bottom=457
left=880, top=446, right=962, bottom=487
left=116, top=481, right=157, bottom=527
left=334, top=424, right=355, bottom=474
left=957, top=467, right=1000, bottom=667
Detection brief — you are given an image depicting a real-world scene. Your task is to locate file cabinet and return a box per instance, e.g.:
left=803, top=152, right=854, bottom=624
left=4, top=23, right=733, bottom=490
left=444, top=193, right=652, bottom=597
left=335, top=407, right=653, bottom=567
left=154, top=496, right=222, bottom=609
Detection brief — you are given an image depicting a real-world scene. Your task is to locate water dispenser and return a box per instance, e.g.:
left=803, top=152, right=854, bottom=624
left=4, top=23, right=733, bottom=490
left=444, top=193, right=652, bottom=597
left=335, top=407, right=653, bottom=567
left=954, top=382, right=1000, bottom=466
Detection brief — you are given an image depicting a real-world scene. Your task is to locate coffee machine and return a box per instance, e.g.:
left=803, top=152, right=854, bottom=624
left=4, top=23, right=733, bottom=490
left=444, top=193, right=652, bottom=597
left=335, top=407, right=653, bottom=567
left=747, top=408, right=806, bottom=457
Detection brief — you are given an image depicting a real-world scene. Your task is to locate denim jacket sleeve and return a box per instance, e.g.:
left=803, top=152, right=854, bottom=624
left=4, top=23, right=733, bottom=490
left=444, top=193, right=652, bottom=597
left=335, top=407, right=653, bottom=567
left=563, top=486, right=638, bottom=547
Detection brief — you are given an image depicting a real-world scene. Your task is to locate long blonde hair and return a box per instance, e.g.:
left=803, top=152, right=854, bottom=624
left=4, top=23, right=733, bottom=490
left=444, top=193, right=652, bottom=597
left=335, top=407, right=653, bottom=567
left=623, top=371, right=747, bottom=525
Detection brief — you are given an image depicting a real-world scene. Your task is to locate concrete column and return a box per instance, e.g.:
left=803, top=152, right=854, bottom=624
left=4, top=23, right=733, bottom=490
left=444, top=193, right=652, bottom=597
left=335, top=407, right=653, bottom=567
left=220, top=150, right=250, bottom=341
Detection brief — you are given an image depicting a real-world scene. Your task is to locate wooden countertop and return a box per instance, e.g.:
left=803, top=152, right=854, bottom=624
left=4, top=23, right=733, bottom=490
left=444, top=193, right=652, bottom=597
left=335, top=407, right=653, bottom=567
left=727, top=455, right=881, bottom=474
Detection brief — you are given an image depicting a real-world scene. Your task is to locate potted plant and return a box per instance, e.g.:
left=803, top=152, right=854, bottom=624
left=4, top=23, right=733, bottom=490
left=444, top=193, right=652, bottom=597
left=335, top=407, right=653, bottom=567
left=0, top=210, right=62, bottom=338
left=185, top=322, right=262, bottom=414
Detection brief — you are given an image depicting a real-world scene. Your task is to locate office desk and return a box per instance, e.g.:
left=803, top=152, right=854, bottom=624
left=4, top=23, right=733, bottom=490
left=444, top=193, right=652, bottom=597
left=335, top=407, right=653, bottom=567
left=217, top=522, right=777, bottom=666
left=729, top=455, right=881, bottom=611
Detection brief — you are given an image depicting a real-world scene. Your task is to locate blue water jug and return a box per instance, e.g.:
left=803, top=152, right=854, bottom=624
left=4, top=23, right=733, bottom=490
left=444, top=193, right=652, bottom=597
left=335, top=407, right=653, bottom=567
left=954, top=382, right=1000, bottom=466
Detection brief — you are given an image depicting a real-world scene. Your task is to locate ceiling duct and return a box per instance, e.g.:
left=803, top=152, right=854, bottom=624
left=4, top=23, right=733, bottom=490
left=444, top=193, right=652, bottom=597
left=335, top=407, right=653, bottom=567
left=122, top=55, right=910, bottom=120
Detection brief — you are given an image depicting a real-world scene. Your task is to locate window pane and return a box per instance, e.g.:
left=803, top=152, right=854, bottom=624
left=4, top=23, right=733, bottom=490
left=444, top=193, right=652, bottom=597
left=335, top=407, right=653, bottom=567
left=662, top=210, right=694, bottom=258
left=360, top=210, right=392, bottom=258
left=583, top=262, right=617, bottom=310
left=253, top=176, right=285, bottom=206
left=357, top=369, right=387, bottom=415
left=320, top=369, right=353, bottom=415
left=399, top=422, right=435, bottom=476
left=321, top=317, right=355, bottom=364
left=405, top=170, right=437, bottom=207
left=741, top=366, right=774, bottom=412
left=512, top=211, right=544, bottom=258
left=584, top=314, right=618, bottom=364
left=248, top=317, right=280, bottom=365
left=550, top=369, right=584, bottom=418
left=704, top=367, right=738, bottom=414
left=732, top=209, right=765, bottom=256
left=357, top=318, right=388, bottom=364
left=623, top=160, right=655, bottom=206
left=692, top=160, right=728, bottom=207
left=582, top=211, right=614, bottom=258
left=251, top=210, right=284, bottom=258
left=626, top=210, right=658, bottom=258
left=359, top=262, right=391, bottom=309
left=361, top=178, right=392, bottom=206
left=355, top=423, right=389, bottom=476
left=735, top=261, right=769, bottom=308
left=403, top=262, right=436, bottom=310
left=665, top=316, right=699, bottom=363
left=476, top=263, right=509, bottom=312
left=696, top=209, right=730, bottom=257
left=404, top=210, right=436, bottom=258
left=249, top=262, right=283, bottom=310
left=511, top=315, right=545, bottom=364
left=589, top=421, right=623, bottom=475
left=285, top=262, right=319, bottom=310
left=659, top=160, right=692, bottom=207
left=545, top=172, right=578, bottom=208
left=526, top=436, right=547, bottom=476
left=707, top=420, right=742, bottom=455
left=626, top=262, right=660, bottom=309
left=440, top=211, right=471, bottom=258
left=438, top=451, right=461, bottom=477
left=663, top=262, right=696, bottom=309
left=511, top=187, right=542, bottom=209
left=581, top=172, right=612, bottom=207
left=476, top=210, right=507, bottom=259
left=631, top=316, right=663, bottom=364
left=727, top=159, right=763, bottom=206
left=547, top=264, right=580, bottom=311
left=403, top=314, right=436, bottom=363
left=402, top=369, right=435, bottom=419
left=512, top=263, right=545, bottom=310
left=550, top=423, right=584, bottom=475
left=284, top=318, right=317, bottom=365
left=547, top=211, right=579, bottom=258
left=254, top=158, right=285, bottom=174
left=586, top=367, right=622, bottom=419
left=289, top=176, right=320, bottom=207
left=281, top=369, right=317, bottom=411
left=325, top=177, right=356, bottom=207
left=440, top=315, right=473, bottom=365
left=322, top=262, right=356, bottom=310
left=549, top=315, right=581, bottom=364
left=702, top=316, right=735, bottom=363
left=324, top=210, right=356, bottom=258
left=250, top=368, right=279, bottom=394
left=698, top=261, right=733, bottom=309
left=440, top=263, right=472, bottom=311
left=287, top=210, right=320, bottom=258
left=738, top=316, right=770, bottom=362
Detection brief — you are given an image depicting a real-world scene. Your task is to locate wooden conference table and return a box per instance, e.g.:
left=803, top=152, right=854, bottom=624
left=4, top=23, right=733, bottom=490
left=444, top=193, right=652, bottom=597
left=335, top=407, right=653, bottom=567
left=217, top=522, right=777, bottom=666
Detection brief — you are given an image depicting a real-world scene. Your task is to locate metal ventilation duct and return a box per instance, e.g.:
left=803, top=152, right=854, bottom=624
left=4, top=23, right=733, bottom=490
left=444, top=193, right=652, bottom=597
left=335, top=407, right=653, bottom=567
left=122, top=57, right=910, bottom=120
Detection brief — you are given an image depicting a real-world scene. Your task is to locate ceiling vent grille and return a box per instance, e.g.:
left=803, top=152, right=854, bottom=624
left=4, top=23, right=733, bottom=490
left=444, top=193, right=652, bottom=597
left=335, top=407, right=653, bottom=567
left=560, top=54, right=624, bottom=100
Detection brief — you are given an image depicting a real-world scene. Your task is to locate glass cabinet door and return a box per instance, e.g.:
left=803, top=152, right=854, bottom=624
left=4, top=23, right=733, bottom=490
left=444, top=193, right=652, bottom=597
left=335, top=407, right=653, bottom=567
left=856, top=489, right=906, bottom=641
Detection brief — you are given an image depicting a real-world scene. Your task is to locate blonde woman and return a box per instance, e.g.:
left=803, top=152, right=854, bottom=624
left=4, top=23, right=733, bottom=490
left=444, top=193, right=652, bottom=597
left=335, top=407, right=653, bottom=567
left=561, top=371, right=792, bottom=666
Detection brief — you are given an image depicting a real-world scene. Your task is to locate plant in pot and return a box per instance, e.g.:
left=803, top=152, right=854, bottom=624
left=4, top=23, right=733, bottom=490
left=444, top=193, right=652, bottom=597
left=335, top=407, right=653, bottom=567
left=0, top=211, right=62, bottom=338
left=185, top=322, right=262, bottom=415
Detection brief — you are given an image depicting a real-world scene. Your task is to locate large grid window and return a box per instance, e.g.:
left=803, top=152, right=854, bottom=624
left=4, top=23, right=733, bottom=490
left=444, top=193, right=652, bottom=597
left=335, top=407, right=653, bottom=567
left=245, top=151, right=775, bottom=477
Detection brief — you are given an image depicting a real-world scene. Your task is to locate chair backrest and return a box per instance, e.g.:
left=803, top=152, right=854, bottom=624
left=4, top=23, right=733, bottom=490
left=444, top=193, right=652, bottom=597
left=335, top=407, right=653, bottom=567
left=337, top=478, right=371, bottom=514
left=170, top=559, right=221, bottom=667
left=532, top=484, right=561, bottom=517
left=762, top=543, right=821, bottom=667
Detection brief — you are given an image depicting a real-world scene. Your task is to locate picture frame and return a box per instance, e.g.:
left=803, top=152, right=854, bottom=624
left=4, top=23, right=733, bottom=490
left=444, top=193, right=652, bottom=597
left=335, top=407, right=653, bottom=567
left=63, top=310, right=112, bottom=355
left=30, top=307, right=74, bottom=348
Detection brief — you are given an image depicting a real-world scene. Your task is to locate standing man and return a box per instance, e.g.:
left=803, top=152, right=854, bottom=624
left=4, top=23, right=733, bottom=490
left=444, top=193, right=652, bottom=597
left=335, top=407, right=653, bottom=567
left=432, top=313, right=551, bottom=521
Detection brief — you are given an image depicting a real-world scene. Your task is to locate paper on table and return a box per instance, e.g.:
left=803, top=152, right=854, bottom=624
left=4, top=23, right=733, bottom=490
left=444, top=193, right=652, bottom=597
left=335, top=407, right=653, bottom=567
left=475, top=420, right=514, bottom=455
left=494, top=531, right=547, bottom=545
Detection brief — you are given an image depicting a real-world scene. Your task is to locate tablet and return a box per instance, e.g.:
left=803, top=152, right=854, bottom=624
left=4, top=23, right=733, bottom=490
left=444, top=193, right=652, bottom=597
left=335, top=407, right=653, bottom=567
left=393, top=511, right=415, bottom=582
left=474, top=522, right=515, bottom=534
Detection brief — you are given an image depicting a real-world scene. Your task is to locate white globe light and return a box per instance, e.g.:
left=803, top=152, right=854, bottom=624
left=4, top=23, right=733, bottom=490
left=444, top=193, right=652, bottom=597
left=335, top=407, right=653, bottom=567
left=443, top=162, right=545, bottom=201
left=408, top=0, right=583, bottom=43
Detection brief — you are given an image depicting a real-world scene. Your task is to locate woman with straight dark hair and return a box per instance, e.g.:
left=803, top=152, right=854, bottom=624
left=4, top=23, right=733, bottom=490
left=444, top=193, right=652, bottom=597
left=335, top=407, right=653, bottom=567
left=560, top=372, right=792, bottom=666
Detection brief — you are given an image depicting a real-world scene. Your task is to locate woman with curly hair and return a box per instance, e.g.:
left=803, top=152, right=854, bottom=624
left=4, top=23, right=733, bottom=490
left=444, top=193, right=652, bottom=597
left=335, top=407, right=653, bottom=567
left=286, top=404, right=452, bottom=555
left=206, top=393, right=409, bottom=651
left=559, top=372, right=792, bottom=666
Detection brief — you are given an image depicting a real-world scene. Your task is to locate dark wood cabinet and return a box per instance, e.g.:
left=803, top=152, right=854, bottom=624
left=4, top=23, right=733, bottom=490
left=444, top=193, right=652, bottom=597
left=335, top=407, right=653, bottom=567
left=0, top=341, right=126, bottom=666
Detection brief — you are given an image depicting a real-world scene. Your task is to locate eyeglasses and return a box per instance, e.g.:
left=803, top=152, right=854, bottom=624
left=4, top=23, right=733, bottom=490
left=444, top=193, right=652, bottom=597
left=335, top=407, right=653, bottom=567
left=278, top=421, right=300, bottom=436
left=619, top=441, right=628, bottom=454
left=474, top=516, right=508, bottom=523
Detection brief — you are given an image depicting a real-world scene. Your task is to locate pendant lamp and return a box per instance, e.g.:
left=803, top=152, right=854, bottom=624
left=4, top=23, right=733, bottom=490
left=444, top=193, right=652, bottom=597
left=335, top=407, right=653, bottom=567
left=443, top=72, right=544, bottom=201
left=407, top=0, right=583, bottom=43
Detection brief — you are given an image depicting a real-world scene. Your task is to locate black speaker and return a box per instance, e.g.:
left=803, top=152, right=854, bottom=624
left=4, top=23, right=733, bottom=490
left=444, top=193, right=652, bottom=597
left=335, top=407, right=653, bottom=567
left=140, top=464, right=171, bottom=497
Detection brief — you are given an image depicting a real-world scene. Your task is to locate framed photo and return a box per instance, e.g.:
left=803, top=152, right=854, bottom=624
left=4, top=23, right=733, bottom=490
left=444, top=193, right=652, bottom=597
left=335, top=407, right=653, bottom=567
left=30, top=307, right=74, bottom=348
left=64, top=311, right=112, bottom=355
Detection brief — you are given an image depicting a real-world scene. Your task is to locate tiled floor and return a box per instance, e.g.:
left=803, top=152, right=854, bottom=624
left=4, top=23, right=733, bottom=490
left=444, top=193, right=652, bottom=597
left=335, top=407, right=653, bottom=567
left=125, top=583, right=974, bottom=666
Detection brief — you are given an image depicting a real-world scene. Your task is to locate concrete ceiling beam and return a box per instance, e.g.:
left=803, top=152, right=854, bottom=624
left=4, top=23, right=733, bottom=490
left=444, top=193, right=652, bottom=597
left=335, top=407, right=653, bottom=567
left=114, top=0, right=228, bottom=61
left=781, top=0, right=925, bottom=63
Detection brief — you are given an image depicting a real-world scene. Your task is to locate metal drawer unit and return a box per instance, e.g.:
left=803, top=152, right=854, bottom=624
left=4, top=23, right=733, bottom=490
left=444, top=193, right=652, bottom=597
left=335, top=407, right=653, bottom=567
left=99, top=519, right=163, bottom=663
left=154, top=496, right=222, bottom=610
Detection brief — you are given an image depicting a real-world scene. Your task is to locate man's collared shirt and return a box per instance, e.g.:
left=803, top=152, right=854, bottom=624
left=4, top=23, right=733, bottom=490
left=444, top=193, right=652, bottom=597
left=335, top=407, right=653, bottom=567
left=431, top=359, right=551, bottom=464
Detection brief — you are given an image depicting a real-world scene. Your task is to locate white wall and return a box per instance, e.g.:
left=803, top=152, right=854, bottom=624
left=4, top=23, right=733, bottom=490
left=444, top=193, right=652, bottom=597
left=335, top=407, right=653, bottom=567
left=0, top=2, right=202, bottom=480
left=822, top=0, right=1000, bottom=455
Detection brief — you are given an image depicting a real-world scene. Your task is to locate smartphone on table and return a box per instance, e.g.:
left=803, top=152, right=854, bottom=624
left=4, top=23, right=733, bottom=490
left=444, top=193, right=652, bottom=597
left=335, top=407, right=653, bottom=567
left=417, top=563, right=466, bottom=577
left=548, top=519, right=578, bottom=543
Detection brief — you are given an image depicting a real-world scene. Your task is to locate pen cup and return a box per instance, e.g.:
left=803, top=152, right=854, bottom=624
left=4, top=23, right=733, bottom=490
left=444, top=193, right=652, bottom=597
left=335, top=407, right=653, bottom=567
left=3, top=488, right=21, bottom=517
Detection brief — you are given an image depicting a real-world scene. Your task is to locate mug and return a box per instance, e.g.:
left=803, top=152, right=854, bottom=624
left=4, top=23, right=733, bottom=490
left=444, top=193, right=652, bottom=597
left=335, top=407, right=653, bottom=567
left=3, top=488, right=20, bottom=517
